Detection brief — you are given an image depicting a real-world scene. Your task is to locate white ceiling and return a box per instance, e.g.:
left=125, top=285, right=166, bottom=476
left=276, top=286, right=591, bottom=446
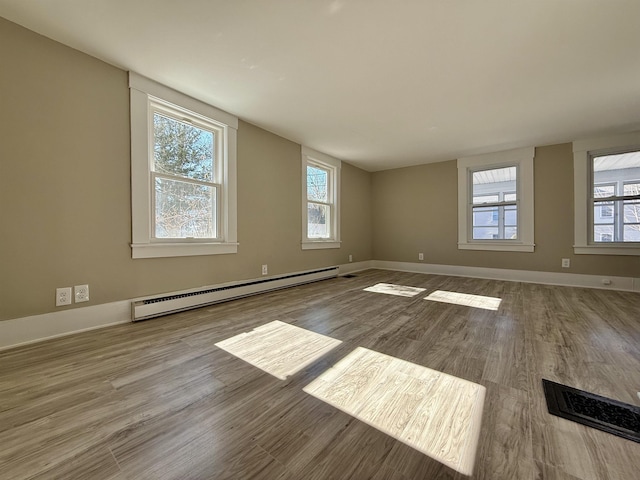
left=1, top=0, right=639, bottom=171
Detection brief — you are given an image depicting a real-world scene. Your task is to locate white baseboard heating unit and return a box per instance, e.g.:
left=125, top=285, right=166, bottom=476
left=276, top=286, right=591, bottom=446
left=131, top=266, right=338, bottom=321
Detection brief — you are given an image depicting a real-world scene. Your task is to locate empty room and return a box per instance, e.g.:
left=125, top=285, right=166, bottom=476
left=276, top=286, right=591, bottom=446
left=1, top=1, right=639, bottom=479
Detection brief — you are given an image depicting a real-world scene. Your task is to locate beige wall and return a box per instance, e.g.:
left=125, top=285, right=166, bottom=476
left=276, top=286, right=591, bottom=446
left=372, top=143, right=639, bottom=277
left=0, top=18, right=373, bottom=321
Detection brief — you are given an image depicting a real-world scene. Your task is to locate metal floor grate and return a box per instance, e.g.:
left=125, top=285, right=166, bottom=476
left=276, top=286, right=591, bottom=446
left=542, top=379, right=640, bottom=443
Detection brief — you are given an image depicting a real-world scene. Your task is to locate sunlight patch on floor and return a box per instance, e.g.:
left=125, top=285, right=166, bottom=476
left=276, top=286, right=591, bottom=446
left=215, top=320, right=342, bottom=380
left=303, top=347, right=486, bottom=476
left=425, top=290, right=502, bottom=311
left=363, top=283, right=426, bottom=297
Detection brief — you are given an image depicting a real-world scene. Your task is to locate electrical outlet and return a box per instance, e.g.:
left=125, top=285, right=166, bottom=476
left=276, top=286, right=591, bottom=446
left=56, top=287, right=72, bottom=306
left=75, top=284, right=89, bottom=303
left=418, top=253, right=424, bottom=261
left=262, top=264, right=268, bottom=275
left=349, top=254, right=353, bottom=263
left=561, top=258, right=570, bottom=268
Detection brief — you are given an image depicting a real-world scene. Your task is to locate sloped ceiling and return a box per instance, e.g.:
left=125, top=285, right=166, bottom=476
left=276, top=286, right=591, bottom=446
left=1, top=0, right=639, bottom=171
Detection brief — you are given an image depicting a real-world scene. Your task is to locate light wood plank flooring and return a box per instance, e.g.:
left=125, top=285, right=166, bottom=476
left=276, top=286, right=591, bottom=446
left=1, top=269, right=639, bottom=479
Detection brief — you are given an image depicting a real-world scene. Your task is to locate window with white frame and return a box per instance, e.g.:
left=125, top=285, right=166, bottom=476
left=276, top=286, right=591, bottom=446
left=457, top=147, right=535, bottom=252
left=591, top=151, right=640, bottom=243
left=129, top=73, right=238, bottom=258
left=301, top=146, right=341, bottom=249
left=573, top=131, right=640, bottom=255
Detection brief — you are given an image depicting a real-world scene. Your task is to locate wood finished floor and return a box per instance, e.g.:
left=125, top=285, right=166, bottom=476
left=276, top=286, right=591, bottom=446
left=1, top=269, right=639, bottom=479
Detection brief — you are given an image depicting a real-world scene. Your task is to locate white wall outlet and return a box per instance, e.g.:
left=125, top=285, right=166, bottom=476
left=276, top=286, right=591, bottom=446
left=74, top=284, right=90, bottom=303
left=418, top=253, right=424, bottom=261
left=349, top=254, right=353, bottom=263
left=262, top=264, right=268, bottom=275
left=56, top=287, right=72, bottom=306
left=561, top=258, right=570, bottom=268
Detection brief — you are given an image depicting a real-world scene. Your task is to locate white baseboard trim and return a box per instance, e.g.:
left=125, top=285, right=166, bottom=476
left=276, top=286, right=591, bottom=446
left=371, top=260, right=640, bottom=292
left=2, top=260, right=636, bottom=352
left=0, top=301, right=131, bottom=352
left=338, top=260, right=374, bottom=275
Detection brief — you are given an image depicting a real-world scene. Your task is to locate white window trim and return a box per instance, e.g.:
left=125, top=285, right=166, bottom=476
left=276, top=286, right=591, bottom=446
left=129, top=72, right=238, bottom=259
left=457, top=147, right=535, bottom=252
left=573, top=131, right=640, bottom=256
left=301, top=146, right=341, bottom=250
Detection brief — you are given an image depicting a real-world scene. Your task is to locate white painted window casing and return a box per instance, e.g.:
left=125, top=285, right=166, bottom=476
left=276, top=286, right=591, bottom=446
left=457, top=147, right=535, bottom=252
left=301, top=146, right=341, bottom=250
left=573, top=131, right=640, bottom=256
left=129, top=72, right=238, bottom=259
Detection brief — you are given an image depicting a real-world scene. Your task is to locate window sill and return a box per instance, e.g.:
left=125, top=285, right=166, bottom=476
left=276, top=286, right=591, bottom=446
left=132, top=242, right=239, bottom=259
left=458, top=242, right=535, bottom=253
left=574, top=245, right=640, bottom=256
left=302, top=241, right=341, bottom=250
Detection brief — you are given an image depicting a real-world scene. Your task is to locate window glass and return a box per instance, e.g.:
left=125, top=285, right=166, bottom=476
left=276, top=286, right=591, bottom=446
left=471, top=167, right=518, bottom=240
left=307, top=165, right=328, bottom=202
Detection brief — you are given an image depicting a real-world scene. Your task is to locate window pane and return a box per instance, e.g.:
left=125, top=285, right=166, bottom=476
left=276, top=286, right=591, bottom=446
left=594, top=201, right=614, bottom=223
left=504, top=206, right=517, bottom=226
left=155, top=177, right=215, bottom=238
left=472, top=194, right=499, bottom=205
left=594, top=225, right=614, bottom=242
left=473, top=206, right=498, bottom=227
left=505, top=226, right=518, bottom=239
left=307, top=166, right=328, bottom=202
left=504, top=192, right=517, bottom=202
left=473, top=227, right=499, bottom=240
left=308, top=202, right=330, bottom=238
left=624, top=200, right=640, bottom=223
left=593, top=151, right=640, bottom=182
left=593, top=184, right=615, bottom=198
left=624, top=182, right=640, bottom=196
left=153, top=113, right=214, bottom=182
left=623, top=225, right=640, bottom=242
left=472, top=167, right=517, bottom=200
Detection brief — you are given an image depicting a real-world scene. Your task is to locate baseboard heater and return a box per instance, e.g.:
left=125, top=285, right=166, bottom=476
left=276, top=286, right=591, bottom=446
left=131, top=266, right=338, bottom=321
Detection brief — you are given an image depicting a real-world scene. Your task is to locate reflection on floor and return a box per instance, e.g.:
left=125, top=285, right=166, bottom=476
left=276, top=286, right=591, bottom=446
left=304, top=347, right=486, bottom=476
left=425, top=290, right=502, bottom=311
left=363, top=282, right=426, bottom=297
left=215, top=320, right=342, bottom=380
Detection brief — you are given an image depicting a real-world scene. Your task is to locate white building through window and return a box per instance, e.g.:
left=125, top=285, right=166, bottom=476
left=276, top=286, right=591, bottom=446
left=457, top=147, right=535, bottom=252
left=301, top=147, right=341, bottom=250
left=129, top=73, right=238, bottom=258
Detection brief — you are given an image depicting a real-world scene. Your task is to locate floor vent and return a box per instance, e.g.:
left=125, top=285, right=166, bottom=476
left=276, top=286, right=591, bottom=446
left=543, top=379, right=640, bottom=443
left=131, top=267, right=338, bottom=322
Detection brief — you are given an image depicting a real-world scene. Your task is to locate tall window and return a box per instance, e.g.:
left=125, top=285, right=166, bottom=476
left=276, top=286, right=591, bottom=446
left=457, top=147, right=534, bottom=252
left=573, top=131, right=640, bottom=255
left=591, top=150, right=640, bottom=243
left=301, top=147, right=341, bottom=249
left=130, top=73, right=238, bottom=258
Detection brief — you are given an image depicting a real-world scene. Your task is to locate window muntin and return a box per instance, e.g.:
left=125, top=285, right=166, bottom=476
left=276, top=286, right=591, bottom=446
left=470, top=167, right=518, bottom=240
left=301, top=147, right=341, bottom=249
left=590, top=150, right=640, bottom=244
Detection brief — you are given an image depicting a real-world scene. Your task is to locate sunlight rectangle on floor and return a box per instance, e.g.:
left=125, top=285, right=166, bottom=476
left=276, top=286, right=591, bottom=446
left=303, top=347, right=486, bottom=476
left=363, top=283, right=426, bottom=297
left=214, top=320, right=342, bottom=380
